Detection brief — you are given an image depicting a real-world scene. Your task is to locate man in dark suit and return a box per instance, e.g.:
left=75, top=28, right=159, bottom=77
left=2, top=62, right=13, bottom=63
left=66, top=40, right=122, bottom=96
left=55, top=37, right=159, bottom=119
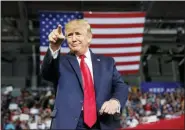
left=41, top=19, right=129, bottom=129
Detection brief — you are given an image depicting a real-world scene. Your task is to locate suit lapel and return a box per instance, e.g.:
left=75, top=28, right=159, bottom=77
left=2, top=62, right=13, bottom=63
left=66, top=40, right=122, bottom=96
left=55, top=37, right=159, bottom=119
left=90, top=50, right=101, bottom=97
left=65, top=50, right=102, bottom=96
left=66, top=53, right=83, bottom=91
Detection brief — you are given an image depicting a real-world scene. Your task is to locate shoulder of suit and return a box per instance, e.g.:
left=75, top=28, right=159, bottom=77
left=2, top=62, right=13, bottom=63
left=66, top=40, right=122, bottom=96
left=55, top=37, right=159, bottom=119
left=94, top=54, right=115, bottom=63
left=59, top=54, right=68, bottom=60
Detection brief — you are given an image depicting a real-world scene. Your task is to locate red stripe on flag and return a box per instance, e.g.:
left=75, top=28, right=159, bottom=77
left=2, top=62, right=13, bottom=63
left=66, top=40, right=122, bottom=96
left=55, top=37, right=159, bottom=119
left=90, top=43, right=142, bottom=48
left=93, top=34, right=143, bottom=38
left=119, top=70, right=139, bottom=75
left=84, top=12, right=146, bottom=18
left=40, top=52, right=46, bottom=56
left=101, top=52, right=141, bottom=57
left=90, top=23, right=144, bottom=28
left=116, top=61, right=140, bottom=66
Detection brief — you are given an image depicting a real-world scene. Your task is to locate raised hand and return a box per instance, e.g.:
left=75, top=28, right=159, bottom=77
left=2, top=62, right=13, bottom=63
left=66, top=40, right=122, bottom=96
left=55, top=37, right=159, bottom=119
left=48, top=24, right=65, bottom=51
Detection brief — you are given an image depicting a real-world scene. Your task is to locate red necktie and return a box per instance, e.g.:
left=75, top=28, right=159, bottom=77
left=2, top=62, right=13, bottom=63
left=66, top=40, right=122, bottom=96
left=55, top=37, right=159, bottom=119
left=79, top=55, right=97, bottom=128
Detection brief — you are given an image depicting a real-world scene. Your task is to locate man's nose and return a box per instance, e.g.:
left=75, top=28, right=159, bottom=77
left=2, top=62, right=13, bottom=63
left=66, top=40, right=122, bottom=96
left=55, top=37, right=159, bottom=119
left=72, top=34, right=77, bottom=41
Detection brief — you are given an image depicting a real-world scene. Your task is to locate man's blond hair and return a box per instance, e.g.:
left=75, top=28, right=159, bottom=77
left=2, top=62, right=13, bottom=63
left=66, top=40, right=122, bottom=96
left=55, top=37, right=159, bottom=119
left=65, top=19, right=92, bottom=35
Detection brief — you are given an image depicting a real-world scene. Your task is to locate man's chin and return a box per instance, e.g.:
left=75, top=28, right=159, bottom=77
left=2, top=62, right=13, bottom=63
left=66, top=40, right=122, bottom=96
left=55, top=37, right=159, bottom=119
left=69, top=48, right=80, bottom=54
left=72, top=48, right=79, bottom=52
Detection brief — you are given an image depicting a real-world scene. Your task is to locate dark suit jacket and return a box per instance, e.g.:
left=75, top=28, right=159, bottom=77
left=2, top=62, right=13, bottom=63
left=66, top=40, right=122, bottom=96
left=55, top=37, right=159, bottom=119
left=41, top=48, right=129, bottom=129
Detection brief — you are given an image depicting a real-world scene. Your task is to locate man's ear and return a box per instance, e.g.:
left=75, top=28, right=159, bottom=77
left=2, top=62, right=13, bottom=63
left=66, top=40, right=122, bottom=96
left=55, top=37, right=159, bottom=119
left=87, top=33, right=92, bottom=43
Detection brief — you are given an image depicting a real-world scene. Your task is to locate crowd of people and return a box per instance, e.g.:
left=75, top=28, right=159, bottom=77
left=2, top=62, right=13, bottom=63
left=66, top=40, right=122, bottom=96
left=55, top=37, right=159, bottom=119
left=121, top=87, right=184, bottom=128
left=1, top=86, right=184, bottom=129
left=1, top=87, right=55, bottom=130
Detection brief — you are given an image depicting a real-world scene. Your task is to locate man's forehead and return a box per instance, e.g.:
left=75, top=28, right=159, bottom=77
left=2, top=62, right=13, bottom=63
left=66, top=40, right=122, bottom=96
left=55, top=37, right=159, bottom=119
left=65, top=26, right=86, bottom=33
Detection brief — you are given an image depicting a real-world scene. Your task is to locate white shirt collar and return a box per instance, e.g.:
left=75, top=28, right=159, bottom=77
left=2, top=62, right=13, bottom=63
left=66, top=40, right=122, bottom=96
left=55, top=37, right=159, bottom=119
left=84, top=49, right=91, bottom=59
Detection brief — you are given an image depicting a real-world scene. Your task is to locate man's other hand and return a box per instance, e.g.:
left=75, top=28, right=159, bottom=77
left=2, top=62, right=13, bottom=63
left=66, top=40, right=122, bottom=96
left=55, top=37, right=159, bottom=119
left=99, top=99, right=120, bottom=115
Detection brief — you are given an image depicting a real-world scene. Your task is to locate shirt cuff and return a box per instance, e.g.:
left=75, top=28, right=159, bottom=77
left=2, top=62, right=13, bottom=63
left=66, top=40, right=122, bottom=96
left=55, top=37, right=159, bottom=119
left=49, top=46, right=61, bottom=59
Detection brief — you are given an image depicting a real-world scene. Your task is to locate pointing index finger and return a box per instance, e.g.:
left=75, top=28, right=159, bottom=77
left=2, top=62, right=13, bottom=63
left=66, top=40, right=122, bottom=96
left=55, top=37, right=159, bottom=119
left=57, top=24, right=62, bottom=34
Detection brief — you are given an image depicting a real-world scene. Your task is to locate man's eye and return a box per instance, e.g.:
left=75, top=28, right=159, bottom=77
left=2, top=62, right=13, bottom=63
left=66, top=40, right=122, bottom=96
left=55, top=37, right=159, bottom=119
left=67, top=33, right=73, bottom=36
left=75, top=32, right=81, bottom=35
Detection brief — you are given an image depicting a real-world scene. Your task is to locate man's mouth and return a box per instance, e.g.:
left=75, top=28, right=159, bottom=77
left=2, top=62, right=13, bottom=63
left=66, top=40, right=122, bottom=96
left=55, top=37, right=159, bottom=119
left=71, top=44, right=78, bottom=47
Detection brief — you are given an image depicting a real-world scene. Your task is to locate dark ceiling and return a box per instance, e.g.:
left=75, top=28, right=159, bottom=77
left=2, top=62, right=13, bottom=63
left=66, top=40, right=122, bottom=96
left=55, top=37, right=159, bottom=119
left=1, top=1, right=185, bottom=19
left=1, top=1, right=185, bottom=45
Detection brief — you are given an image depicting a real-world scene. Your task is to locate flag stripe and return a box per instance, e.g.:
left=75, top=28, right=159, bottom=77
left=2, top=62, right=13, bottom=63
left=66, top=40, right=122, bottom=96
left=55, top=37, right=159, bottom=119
left=102, top=53, right=141, bottom=57
left=92, top=28, right=144, bottom=34
left=90, top=43, right=142, bottom=48
left=40, top=46, right=141, bottom=53
left=93, top=34, right=143, bottom=38
left=119, top=70, right=139, bottom=75
left=116, top=61, right=140, bottom=66
left=117, top=64, right=139, bottom=71
left=90, top=23, right=144, bottom=28
left=85, top=18, right=145, bottom=24
left=92, top=37, right=143, bottom=44
left=114, top=56, right=140, bottom=62
left=84, top=12, right=146, bottom=18
left=40, top=46, right=142, bottom=54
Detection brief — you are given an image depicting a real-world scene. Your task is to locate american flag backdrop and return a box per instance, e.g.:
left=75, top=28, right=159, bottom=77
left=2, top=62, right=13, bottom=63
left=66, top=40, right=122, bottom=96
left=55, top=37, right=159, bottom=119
left=40, top=11, right=146, bottom=75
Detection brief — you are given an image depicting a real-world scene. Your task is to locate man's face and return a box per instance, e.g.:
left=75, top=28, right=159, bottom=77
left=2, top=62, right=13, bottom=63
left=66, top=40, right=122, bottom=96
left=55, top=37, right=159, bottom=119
left=65, top=24, right=91, bottom=55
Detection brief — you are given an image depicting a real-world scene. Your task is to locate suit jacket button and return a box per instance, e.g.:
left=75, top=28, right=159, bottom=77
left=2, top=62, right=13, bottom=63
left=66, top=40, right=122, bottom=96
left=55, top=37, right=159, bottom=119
left=80, top=100, right=83, bottom=103
left=74, top=117, right=78, bottom=121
